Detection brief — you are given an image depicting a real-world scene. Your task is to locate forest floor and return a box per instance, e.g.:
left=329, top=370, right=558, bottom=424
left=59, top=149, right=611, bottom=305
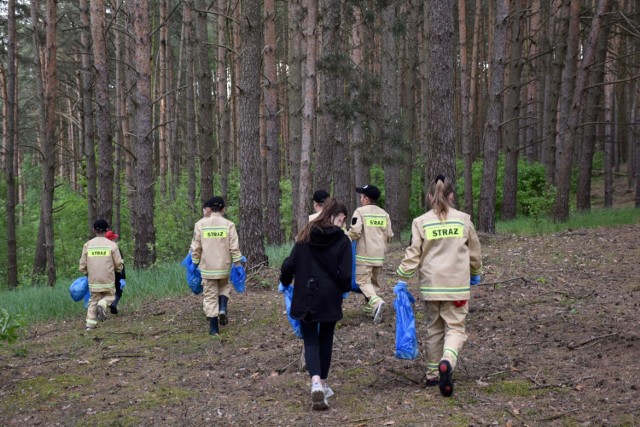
left=1, top=217, right=639, bottom=426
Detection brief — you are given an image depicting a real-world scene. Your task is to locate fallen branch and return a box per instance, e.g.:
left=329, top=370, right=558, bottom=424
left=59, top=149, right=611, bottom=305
left=387, top=367, right=422, bottom=385
left=568, top=333, right=617, bottom=350
left=101, top=354, right=146, bottom=359
left=476, top=277, right=534, bottom=287
left=536, top=408, right=578, bottom=422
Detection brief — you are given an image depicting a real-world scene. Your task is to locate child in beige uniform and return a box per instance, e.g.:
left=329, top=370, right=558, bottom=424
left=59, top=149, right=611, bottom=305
left=396, top=175, right=482, bottom=397
left=190, top=197, right=243, bottom=336
left=79, top=219, right=124, bottom=330
left=348, top=184, right=393, bottom=323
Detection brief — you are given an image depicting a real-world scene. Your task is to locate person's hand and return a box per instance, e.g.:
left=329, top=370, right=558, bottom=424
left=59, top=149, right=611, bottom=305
left=470, top=275, right=481, bottom=286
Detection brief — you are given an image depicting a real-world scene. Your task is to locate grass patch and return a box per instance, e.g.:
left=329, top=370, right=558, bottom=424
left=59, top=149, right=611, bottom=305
left=496, top=207, right=640, bottom=236
left=266, top=243, right=294, bottom=267
left=0, top=263, right=189, bottom=327
left=4, top=374, right=92, bottom=409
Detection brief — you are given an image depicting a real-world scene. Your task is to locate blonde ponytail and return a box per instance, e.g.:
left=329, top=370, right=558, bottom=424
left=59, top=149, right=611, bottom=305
left=428, top=175, right=455, bottom=222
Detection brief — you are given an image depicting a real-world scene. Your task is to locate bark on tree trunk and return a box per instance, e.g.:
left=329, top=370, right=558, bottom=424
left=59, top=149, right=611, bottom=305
left=183, top=1, right=197, bottom=208
left=5, top=0, right=18, bottom=288
left=218, top=0, right=231, bottom=201
left=90, top=0, right=114, bottom=224
left=195, top=0, right=214, bottom=202
left=79, top=0, right=97, bottom=235
left=288, top=0, right=303, bottom=237
left=553, top=0, right=611, bottom=222
left=478, top=0, right=508, bottom=233
left=297, top=0, right=317, bottom=232
left=238, top=0, right=268, bottom=265
left=263, top=0, right=283, bottom=244
left=501, top=1, right=524, bottom=220
left=129, top=0, right=157, bottom=267
left=350, top=4, right=367, bottom=213
left=424, top=0, right=457, bottom=205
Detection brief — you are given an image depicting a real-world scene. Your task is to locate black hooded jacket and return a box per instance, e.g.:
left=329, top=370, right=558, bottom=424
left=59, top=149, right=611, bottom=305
left=280, top=226, right=352, bottom=322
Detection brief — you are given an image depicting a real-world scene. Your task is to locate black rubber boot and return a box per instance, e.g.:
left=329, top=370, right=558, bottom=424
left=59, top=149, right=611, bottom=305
left=438, top=360, right=454, bottom=397
left=208, top=317, right=219, bottom=336
left=109, top=295, right=121, bottom=314
left=219, top=295, right=229, bottom=326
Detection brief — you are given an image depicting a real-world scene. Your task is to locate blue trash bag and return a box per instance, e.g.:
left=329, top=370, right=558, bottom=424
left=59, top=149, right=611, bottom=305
left=120, top=279, right=126, bottom=289
left=470, top=274, right=482, bottom=286
left=278, top=283, right=302, bottom=339
left=393, top=281, right=419, bottom=360
left=69, top=276, right=89, bottom=302
left=350, top=240, right=362, bottom=293
left=230, top=256, right=247, bottom=293
left=181, top=252, right=203, bottom=295
left=83, top=289, right=91, bottom=308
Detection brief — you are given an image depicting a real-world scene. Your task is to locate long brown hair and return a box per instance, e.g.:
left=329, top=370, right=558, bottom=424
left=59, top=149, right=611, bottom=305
left=428, top=175, right=455, bottom=222
left=296, top=197, right=340, bottom=243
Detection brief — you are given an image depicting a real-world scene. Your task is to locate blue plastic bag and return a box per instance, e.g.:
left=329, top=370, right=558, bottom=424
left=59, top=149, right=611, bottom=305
left=69, top=276, right=89, bottom=302
left=470, top=274, right=481, bottom=286
left=230, top=256, right=247, bottom=293
left=393, top=281, right=419, bottom=360
left=278, top=283, right=302, bottom=339
left=83, top=289, right=90, bottom=308
left=350, top=240, right=362, bottom=293
left=181, top=252, right=203, bottom=295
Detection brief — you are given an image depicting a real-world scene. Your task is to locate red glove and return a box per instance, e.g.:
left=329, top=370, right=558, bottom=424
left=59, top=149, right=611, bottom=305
left=453, top=300, right=467, bottom=307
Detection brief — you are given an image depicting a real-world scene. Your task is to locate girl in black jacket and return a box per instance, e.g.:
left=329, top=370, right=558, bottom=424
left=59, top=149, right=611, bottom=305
left=280, top=198, right=352, bottom=410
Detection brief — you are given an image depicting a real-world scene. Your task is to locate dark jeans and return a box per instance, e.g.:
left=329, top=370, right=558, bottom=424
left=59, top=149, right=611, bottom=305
left=300, top=320, right=337, bottom=380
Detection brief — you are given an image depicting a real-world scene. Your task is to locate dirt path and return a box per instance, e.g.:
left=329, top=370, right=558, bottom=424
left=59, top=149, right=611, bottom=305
left=1, top=224, right=639, bottom=426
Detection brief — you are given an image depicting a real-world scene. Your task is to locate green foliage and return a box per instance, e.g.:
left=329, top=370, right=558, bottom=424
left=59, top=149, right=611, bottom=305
left=409, top=157, right=425, bottom=220
left=369, top=164, right=386, bottom=207
left=497, top=207, right=640, bottom=236
left=0, top=308, right=22, bottom=345
left=265, top=242, right=294, bottom=268
left=457, top=156, right=557, bottom=220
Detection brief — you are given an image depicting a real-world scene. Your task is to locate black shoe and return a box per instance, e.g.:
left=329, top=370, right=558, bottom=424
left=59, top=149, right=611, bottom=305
left=438, top=360, right=454, bottom=397
left=426, top=378, right=439, bottom=388
left=219, top=295, right=229, bottom=326
left=109, top=305, right=118, bottom=315
left=208, top=317, right=219, bottom=336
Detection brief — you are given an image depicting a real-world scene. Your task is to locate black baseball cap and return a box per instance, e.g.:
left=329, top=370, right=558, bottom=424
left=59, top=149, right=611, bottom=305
left=356, top=184, right=380, bottom=201
left=210, top=196, right=225, bottom=208
left=93, top=219, right=110, bottom=232
left=313, top=190, right=330, bottom=204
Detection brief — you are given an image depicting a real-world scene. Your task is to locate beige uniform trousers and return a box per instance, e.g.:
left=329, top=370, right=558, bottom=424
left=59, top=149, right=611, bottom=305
left=424, top=300, right=468, bottom=380
left=86, top=289, right=116, bottom=328
left=202, top=278, right=232, bottom=318
left=356, top=265, right=384, bottom=310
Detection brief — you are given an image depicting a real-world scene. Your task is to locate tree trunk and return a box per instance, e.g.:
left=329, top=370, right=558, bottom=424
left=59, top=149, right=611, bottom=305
left=263, top=0, right=283, bottom=244
left=314, top=0, right=339, bottom=193
left=458, top=0, right=473, bottom=215
left=603, top=59, right=614, bottom=208
left=553, top=0, right=611, bottom=222
left=79, top=0, right=97, bottom=235
left=195, top=0, right=214, bottom=202
left=42, top=0, right=58, bottom=286
left=90, top=0, right=114, bottom=224
left=381, top=1, right=407, bottom=237
left=238, top=0, right=268, bottom=265
left=350, top=4, right=367, bottom=210
left=5, top=0, right=18, bottom=288
left=288, top=0, right=303, bottom=237
left=158, top=0, right=169, bottom=195
left=577, top=15, right=610, bottom=211
left=297, top=0, right=317, bottom=232
left=501, top=1, right=524, bottom=220
left=477, top=0, right=508, bottom=233
left=218, top=0, right=231, bottom=201
left=183, top=1, right=197, bottom=208
left=424, top=0, right=457, bottom=203
left=542, top=0, right=567, bottom=184
left=129, top=0, right=157, bottom=267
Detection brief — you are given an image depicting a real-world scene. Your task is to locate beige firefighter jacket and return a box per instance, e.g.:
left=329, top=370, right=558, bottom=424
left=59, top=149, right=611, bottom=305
left=396, top=207, right=482, bottom=301
left=190, top=212, right=243, bottom=279
left=79, top=236, right=124, bottom=291
left=348, top=204, right=393, bottom=266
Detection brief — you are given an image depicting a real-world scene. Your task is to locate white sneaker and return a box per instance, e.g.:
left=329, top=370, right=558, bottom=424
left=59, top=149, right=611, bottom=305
left=373, top=301, right=386, bottom=323
left=324, top=386, right=334, bottom=398
left=311, top=382, right=328, bottom=410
